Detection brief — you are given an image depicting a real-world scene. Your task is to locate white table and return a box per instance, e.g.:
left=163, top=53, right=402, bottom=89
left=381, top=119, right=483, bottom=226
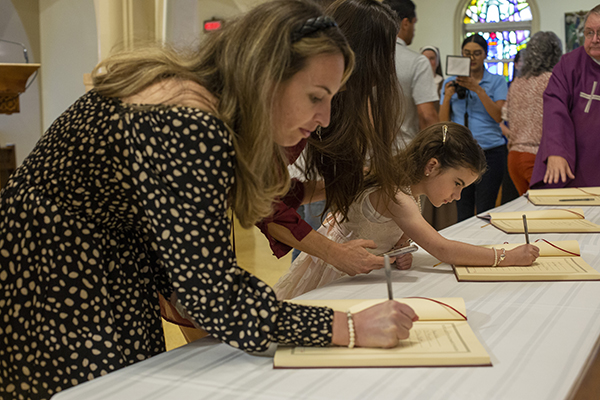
left=53, top=196, right=600, bottom=400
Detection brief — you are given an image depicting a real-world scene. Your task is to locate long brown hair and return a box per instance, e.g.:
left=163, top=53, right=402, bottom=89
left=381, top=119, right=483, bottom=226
left=92, top=0, right=354, bottom=228
left=304, top=0, right=403, bottom=222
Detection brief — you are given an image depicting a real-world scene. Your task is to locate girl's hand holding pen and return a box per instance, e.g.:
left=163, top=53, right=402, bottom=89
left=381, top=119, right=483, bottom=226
left=503, top=244, right=540, bottom=266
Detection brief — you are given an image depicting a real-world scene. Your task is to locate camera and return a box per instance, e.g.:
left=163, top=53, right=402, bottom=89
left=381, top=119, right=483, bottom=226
left=450, top=81, right=468, bottom=99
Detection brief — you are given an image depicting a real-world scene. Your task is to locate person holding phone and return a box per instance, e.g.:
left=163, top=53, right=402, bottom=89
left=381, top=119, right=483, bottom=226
left=274, top=123, right=539, bottom=300
left=440, top=34, right=508, bottom=222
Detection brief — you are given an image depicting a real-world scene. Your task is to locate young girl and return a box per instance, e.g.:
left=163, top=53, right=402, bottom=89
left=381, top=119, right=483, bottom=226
left=274, top=122, right=540, bottom=300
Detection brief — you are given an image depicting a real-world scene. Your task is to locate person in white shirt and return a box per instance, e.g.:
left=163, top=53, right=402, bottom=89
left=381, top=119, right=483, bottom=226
left=384, top=0, right=439, bottom=146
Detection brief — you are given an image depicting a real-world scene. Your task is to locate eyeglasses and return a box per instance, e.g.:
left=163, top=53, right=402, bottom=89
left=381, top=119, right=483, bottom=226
left=584, top=29, right=600, bottom=40
left=463, top=50, right=484, bottom=58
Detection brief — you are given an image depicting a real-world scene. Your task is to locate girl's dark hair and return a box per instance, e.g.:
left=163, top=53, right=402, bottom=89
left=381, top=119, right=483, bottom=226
left=519, top=31, right=562, bottom=78
left=462, top=33, right=488, bottom=54
left=303, top=0, right=403, bottom=222
left=399, top=122, right=487, bottom=185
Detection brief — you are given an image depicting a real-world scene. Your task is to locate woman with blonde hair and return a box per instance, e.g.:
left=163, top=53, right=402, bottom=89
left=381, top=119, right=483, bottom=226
left=0, top=1, right=418, bottom=399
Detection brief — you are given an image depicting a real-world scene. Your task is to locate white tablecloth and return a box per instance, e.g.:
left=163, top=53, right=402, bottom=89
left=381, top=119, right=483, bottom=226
left=53, top=196, right=600, bottom=400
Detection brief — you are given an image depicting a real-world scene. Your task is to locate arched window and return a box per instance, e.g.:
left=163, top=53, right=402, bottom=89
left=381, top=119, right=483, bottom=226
left=460, top=0, right=539, bottom=82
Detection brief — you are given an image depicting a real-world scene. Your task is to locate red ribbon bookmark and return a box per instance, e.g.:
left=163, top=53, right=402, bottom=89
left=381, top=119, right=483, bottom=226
left=403, top=296, right=467, bottom=321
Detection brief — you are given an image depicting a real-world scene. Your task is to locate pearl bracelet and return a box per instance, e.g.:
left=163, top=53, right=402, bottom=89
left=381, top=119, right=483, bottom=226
left=347, top=311, right=355, bottom=349
left=491, top=247, right=506, bottom=267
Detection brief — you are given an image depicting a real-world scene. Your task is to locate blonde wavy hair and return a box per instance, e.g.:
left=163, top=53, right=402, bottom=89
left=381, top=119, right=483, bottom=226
left=92, top=0, right=354, bottom=228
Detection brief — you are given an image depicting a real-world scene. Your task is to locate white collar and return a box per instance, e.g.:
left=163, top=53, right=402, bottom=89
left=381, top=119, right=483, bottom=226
left=396, top=37, right=407, bottom=47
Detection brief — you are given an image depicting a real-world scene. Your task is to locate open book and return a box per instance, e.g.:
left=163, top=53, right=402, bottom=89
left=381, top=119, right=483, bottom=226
left=477, top=208, right=600, bottom=233
left=274, top=297, right=491, bottom=368
left=453, top=240, right=600, bottom=282
left=526, top=187, right=600, bottom=206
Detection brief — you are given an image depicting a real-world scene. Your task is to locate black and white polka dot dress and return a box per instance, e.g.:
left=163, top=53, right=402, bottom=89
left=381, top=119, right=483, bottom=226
left=0, top=90, right=333, bottom=400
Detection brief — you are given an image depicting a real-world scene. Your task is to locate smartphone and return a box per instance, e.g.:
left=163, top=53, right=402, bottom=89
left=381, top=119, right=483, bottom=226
left=379, top=244, right=419, bottom=257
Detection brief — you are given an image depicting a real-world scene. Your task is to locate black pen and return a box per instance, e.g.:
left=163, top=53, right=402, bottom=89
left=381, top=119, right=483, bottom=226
left=522, top=214, right=530, bottom=244
left=558, top=198, right=596, bottom=202
left=384, top=255, right=393, bottom=300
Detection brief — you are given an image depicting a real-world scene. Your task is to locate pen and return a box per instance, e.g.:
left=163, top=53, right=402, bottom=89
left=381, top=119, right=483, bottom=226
left=384, top=254, right=393, bottom=300
left=558, top=198, right=596, bottom=202
left=522, top=214, right=530, bottom=244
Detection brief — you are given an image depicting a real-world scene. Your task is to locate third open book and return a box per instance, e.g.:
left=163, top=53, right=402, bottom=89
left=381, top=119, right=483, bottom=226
left=526, top=187, right=600, bottom=206
left=477, top=208, right=600, bottom=234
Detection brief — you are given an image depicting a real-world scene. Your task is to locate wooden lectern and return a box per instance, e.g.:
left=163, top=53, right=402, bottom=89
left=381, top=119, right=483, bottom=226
left=0, top=63, right=40, bottom=114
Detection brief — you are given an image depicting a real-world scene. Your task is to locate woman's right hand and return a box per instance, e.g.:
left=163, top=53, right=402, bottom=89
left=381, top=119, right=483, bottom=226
left=443, top=80, right=457, bottom=100
left=544, top=155, right=575, bottom=184
left=353, top=301, right=418, bottom=348
left=328, top=239, right=394, bottom=276
left=504, top=244, right=540, bottom=266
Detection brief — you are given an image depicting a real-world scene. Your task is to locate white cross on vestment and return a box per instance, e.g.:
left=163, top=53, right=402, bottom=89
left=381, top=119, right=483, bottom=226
left=580, top=81, right=600, bottom=113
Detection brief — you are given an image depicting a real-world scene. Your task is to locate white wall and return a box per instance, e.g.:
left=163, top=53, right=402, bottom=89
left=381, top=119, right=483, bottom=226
left=411, top=0, right=600, bottom=69
left=166, top=0, right=257, bottom=49
left=0, top=0, right=42, bottom=165
left=3, top=0, right=599, bottom=167
left=39, top=0, right=98, bottom=132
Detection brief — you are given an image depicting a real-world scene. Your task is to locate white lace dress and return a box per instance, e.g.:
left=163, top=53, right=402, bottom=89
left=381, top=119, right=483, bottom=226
left=273, top=188, right=404, bottom=300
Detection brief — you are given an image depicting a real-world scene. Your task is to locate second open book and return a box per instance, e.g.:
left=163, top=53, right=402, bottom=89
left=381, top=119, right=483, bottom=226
left=526, top=187, right=600, bottom=206
left=274, top=297, right=491, bottom=369
left=477, top=208, right=600, bottom=233
left=453, top=240, right=600, bottom=281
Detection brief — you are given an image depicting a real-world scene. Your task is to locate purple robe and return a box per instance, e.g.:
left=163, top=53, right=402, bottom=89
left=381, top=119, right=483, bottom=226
left=531, top=46, right=600, bottom=188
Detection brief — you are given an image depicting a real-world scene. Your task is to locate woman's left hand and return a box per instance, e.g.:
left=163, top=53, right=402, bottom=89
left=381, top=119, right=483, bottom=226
left=395, top=253, right=413, bottom=270
left=455, top=76, right=481, bottom=93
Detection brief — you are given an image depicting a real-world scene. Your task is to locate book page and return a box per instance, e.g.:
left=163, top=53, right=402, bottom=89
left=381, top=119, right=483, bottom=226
left=454, top=257, right=600, bottom=281
left=528, top=196, right=600, bottom=206
left=274, top=321, right=491, bottom=368
left=288, top=298, right=466, bottom=321
left=486, top=208, right=584, bottom=220
left=491, top=218, right=600, bottom=233
left=481, top=240, right=580, bottom=257
left=527, top=187, right=600, bottom=206
left=528, top=187, right=600, bottom=197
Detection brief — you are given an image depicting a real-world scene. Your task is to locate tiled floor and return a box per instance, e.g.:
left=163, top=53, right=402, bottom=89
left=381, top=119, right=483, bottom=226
left=163, top=217, right=293, bottom=350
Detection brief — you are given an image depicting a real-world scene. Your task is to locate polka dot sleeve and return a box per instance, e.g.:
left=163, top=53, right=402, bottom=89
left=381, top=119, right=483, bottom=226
left=121, top=104, right=334, bottom=351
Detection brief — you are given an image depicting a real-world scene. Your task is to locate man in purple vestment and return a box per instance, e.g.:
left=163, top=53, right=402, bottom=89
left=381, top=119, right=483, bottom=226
left=530, top=5, right=600, bottom=188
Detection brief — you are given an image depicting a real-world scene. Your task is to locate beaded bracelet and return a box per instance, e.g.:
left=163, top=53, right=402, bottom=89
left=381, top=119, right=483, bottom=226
left=491, top=247, right=499, bottom=267
left=347, top=311, right=355, bottom=349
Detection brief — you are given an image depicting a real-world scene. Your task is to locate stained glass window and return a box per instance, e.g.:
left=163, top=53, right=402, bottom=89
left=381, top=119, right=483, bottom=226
left=462, top=0, right=534, bottom=82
